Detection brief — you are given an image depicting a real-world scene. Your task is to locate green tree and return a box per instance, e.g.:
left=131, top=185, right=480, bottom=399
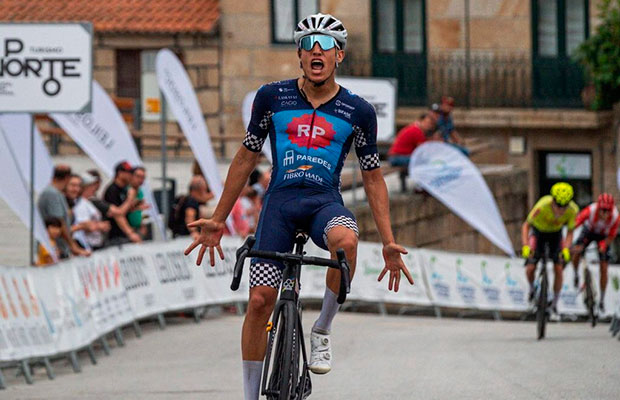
left=574, top=0, right=620, bottom=110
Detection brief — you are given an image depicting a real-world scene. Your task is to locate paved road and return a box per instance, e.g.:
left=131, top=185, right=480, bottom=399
left=4, top=311, right=620, bottom=399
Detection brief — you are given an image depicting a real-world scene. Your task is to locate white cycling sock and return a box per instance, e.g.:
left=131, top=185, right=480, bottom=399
left=242, top=360, right=263, bottom=400
left=312, top=287, right=339, bottom=334
left=552, top=292, right=560, bottom=309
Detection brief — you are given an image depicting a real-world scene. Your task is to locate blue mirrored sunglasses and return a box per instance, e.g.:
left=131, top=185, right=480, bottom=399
left=299, top=35, right=340, bottom=51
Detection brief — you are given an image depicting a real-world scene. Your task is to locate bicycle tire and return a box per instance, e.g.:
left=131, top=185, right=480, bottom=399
left=584, top=269, right=596, bottom=328
left=265, top=302, right=297, bottom=400
left=537, top=264, right=548, bottom=340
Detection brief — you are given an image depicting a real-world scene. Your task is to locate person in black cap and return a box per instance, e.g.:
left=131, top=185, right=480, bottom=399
left=104, top=161, right=141, bottom=245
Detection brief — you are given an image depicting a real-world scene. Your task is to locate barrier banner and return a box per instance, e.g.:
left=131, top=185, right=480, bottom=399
left=146, top=241, right=207, bottom=310
left=0, top=267, right=55, bottom=361
left=33, top=262, right=96, bottom=355
left=4, top=240, right=620, bottom=363
left=410, top=142, right=515, bottom=256
left=115, top=246, right=166, bottom=319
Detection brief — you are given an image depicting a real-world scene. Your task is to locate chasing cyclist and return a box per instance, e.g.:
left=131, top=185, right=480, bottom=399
left=522, top=182, right=579, bottom=321
left=570, top=193, right=619, bottom=313
left=184, top=13, right=414, bottom=400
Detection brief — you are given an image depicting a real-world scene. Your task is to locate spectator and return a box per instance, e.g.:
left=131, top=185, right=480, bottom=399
left=104, top=161, right=141, bottom=245
left=388, top=113, right=438, bottom=168
left=37, top=165, right=89, bottom=259
left=37, top=217, right=63, bottom=266
left=170, top=175, right=213, bottom=239
left=432, top=96, right=469, bottom=156
left=72, top=173, right=110, bottom=251
left=126, top=166, right=150, bottom=238
left=250, top=168, right=271, bottom=200
left=239, top=185, right=260, bottom=234
left=86, top=170, right=128, bottom=220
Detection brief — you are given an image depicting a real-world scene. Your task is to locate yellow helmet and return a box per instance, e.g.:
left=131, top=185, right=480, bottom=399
left=550, top=182, right=574, bottom=206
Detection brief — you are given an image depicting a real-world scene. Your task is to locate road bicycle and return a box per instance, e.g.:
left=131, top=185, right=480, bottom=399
left=231, top=232, right=350, bottom=399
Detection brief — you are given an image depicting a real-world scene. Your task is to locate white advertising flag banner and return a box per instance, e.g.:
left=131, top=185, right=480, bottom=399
left=335, top=77, right=396, bottom=142
left=0, top=114, right=53, bottom=192
left=0, top=24, right=92, bottom=113
left=155, top=49, right=234, bottom=234
left=242, top=90, right=272, bottom=163
left=51, top=81, right=165, bottom=238
left=410, top=142, right=515, bottom=256
left=0, top=130, right=55, bottom=259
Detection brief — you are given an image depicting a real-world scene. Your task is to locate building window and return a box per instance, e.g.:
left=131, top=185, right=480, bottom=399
left=271, top=0, right=319, bottom=44
left=116, top=49, right=182, bottom=121
left=534, top=0, right=588, bottom=58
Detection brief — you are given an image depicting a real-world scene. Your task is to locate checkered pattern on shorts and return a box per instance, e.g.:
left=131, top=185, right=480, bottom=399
left=250, top=262, right=283, bottom=289
left=323, top=216, right=359, bottom=247
left=358, top=153, right=380, bottom=171
left=242, top=131, right=266, bottom=152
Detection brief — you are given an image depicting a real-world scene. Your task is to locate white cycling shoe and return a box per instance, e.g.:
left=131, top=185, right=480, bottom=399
left=309, top=330, right=332, bottom=375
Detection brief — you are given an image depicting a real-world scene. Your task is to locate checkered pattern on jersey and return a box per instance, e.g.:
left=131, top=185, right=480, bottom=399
left=258, top=111, right=274, bottom=130
left=242, top=131, right=266, bottom=152
left=358, top=153, right=380, bottom=171
left=323, top=216, right=359, bottom=247
left=352, top=125, right=367, bottom=147
left=250, top=262, right=283, bottom=289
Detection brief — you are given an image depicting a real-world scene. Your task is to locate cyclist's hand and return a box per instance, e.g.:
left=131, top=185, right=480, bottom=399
left=561, top=247, right=571, bottom=263
left=521, top=245, right=531, bottom=259
left=378, top=242, right=414, bottom=292
left=184, top=218, right=226, bottom=267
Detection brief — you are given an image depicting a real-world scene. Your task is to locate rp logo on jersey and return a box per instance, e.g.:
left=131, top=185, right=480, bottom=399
left=286, top=114, right=336, bottom=149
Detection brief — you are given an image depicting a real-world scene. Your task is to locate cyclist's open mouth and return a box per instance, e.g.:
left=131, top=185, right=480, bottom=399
left=311, top=60, right=324, bottom=72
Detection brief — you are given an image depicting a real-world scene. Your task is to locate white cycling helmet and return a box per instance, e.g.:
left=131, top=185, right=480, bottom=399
left=294, top=13, right=348, bottom=49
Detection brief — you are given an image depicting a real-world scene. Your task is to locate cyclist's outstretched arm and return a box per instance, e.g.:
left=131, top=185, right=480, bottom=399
left=361, top=168, right=414, bottom=291
left=185, top=146, right=260, bottom=266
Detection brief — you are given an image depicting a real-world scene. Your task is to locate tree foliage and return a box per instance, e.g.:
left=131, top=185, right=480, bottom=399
left=574, top=0, right=620, bottom=110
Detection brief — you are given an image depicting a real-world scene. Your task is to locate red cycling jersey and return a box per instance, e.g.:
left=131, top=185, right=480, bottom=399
left=575, top=202, right=620, bottom=238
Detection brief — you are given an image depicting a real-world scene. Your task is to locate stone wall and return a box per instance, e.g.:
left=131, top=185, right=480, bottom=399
left=354, top=166, right=528, bottom=255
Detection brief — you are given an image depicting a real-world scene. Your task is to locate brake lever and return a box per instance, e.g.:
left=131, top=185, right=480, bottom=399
left=231, top=236, right=256, bottom=291
left=336, top=249, right=350, bottom=304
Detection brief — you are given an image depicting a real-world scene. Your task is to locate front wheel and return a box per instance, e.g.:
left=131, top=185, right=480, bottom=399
left=584, top=269, right=597, bottom=328
left=265, top=302, right=299, bottom=400
left=536, top=264, right=548, bottom=340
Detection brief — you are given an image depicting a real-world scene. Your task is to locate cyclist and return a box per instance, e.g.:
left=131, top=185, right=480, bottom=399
left=571, top=193, right=619, bottom=313
left=184, top=13, right=414, bottom=400
left=521, top=182, right=579, bottom=321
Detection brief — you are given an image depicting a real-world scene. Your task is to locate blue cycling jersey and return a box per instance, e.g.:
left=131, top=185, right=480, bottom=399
left=243, top=79, right=380, bottom=193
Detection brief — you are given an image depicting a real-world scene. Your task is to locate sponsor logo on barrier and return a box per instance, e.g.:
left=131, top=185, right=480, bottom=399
left=480, top=261, right=500, bottom=303
left=456, top=259, right=476, bottom=304
left=119, top=255, right=150, bottom=290
left=505, top=262, right=525, bottom=305
left=1, top=276, right=18, bottom=318
left=428, top=256, right=450, bottom=299
left=154, top=252, right=191, bottom=284
left=560, top=283, right=578, bottom=307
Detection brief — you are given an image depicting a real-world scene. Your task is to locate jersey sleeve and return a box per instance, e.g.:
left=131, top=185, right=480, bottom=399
left=608, top=216, right=619, bottom=239
left=353, top=101, right=380, bottom=171
left=243, top=85, right=273, bottom=153
left=575, top=206, right=590, bottom=228
left=566, top=202, right=580, bottom=230
left=526, top=197, right=546, bottom=225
